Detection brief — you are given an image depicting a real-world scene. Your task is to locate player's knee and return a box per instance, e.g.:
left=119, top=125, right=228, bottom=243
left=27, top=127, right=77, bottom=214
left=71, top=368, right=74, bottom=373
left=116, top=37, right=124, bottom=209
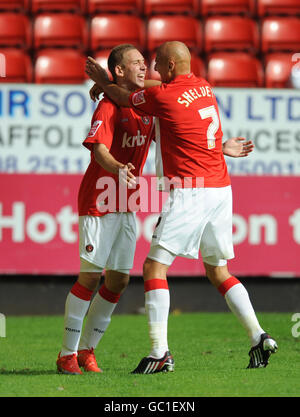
left=78, top=272, right=100, bottom=291
left=105, top=270, right=130, bottom=294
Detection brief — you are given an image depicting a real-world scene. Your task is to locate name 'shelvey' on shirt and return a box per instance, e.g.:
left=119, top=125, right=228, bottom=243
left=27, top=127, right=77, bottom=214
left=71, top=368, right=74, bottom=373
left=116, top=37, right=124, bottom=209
left=177, top=86, right=215, bottom=108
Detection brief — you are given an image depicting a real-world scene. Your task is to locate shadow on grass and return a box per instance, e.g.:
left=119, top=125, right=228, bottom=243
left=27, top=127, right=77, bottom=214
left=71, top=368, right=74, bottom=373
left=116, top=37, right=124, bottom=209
left=0, top=368, right=58, bottom=376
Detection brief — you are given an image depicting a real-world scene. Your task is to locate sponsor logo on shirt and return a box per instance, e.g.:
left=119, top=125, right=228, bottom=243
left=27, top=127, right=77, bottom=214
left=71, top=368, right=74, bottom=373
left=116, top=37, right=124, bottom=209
left=87, top=120, right=103, bottom=137
left=132, top=90, right=146, bottom=106
left=122, top=130, right=147, bottom=148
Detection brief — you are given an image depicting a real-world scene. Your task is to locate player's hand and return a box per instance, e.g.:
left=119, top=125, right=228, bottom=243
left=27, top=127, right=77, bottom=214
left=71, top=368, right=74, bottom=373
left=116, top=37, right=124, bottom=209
left=86, top=57, right=110, bottom=86
left=119, top=163, right=136, bottom=189
left=89, top=83, right=103, bottom=102
left=223, top=137, right=254, bottom=158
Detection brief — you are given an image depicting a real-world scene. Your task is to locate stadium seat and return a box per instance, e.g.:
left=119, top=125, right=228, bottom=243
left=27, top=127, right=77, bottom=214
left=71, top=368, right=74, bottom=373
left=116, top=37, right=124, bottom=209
left=207, top=53, right=264, bottom=87
left=94, top=49, right=113, bottom=79
left=148, top=52, right=205, bottom=80
left=143, top=0, right=199, bottom=16
left=261, top=17, right=300, bottom=52
left=200, top=0, right=256, bottom=16
left=0, top=13, right=31, bottom=49
left=204, top=16, right=259, bottom=53
left=146, top=15, right=202, bottom=52
left=31, top=0, right=86, bottom=14
left=264, top=53, right=295, bottom=88
left=90, top=14, right=146, bottom=51
left=34, top=49, right=86, bottom=83
left=87, top=0, right=143, bottom=15
left=33, top=13, right=88, bottom=50
left=257, top=0, right=300, bottom=17
left=0, top=0, right=29, bottom=11
left=0, top=48, right=32, bottom=82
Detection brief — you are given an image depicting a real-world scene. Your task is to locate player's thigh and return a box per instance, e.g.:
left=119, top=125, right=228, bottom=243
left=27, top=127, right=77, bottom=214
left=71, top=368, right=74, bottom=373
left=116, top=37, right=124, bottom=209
left=79, top=214, right=123, bottom=269
left=200, top=186, right=234, bottom=261
left=106, top=213, right=137, bottom=272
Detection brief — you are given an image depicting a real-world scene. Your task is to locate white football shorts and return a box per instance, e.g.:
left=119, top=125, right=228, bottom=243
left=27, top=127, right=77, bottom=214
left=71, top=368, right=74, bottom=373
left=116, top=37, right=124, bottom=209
left=148, top=186, right=234, bottom=266
left=79, top=213, right=136, bottom=274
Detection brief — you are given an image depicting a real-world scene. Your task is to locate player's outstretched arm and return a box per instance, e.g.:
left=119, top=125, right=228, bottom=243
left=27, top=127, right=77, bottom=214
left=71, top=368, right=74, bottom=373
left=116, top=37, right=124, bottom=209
left=86, top=57, right=131, bottom=107
left=222, top=137, right=254, bottom=158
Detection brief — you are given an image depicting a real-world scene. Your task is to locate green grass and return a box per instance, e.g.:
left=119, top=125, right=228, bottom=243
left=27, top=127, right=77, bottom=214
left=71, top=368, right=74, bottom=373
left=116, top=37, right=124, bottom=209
left=0, top=312, right=299, bottom=397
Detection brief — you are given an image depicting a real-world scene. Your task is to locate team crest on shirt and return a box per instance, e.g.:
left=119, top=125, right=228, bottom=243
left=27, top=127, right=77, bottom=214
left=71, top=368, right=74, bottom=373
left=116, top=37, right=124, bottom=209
left=86, top=244, right=94, bottom=253
left=132, top=90, right=146, bottom=106
left=141, top=116, right=150, bottom=125
left=87, top=120, right=102, bottom=137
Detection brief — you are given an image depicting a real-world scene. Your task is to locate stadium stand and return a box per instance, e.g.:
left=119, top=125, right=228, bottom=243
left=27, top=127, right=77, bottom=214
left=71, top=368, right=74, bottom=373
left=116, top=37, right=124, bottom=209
left=90, top=14, right=146, bottom=51
left=204, top=16, right=259, bottom=53
left=0, top=48, right=32, bottom=82
left=0, top=0, right=29, bottom=12
left=0, top=0, right=299, bottom=86
left=33, top=13, right=88, bottom=50
left=31, top=0, right=86, bottom=14
left=34, top=49, right=86, bottom=83
left=200, top=0, right=256, bottom=16
left=143, top=0, right=200, bottom=16
left=87, top=0, right=143, bottom=15
left=261, top=17, right=300, bottom=53
left=257, top=0, right=300, bottom=17
left=207, top=52, right=264, bottom=87
left=0, top=13, right=31, bottom=49
left=146, top=15, right=202, bottom=52
left=264, top=53, right=295, bottom=88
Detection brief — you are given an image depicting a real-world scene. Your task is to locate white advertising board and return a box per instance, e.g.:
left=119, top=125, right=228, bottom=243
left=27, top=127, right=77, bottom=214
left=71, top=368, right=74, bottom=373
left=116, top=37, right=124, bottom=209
left=0, top=84, right=299, bottom=175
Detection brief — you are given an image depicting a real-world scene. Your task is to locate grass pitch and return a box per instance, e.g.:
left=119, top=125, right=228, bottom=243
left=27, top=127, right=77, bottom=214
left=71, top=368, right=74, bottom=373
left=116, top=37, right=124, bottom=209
left=0, top=312, right=299, bottom=397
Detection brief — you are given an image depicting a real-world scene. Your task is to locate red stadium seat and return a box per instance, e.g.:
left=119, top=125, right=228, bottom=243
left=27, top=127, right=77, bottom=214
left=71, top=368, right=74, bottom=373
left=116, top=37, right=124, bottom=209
left=90, top=14, right=146, bottom=51
left=257, top=0, right=300, bottom=17
left=34, top=49, right=86, bottom=83
left=0, top=0, right=29, bottom=11
left=146, top=15, right=202, bottom=52
left=264, top=53, right=294, bottom=88
left=204, top=16, right=259, bottom=53
left=200, top=0, right=256, bottom=16
left=31, top=0, right=86, bottom=13
left=261, top=17, right=300, bottom=52
left=94, top=49, right=113, bottom=79
left=33, top=13, right=88, bottom=50
left=207, top=53, right=264, bottom=87
left=148, top=52, right=205, bottom=80
left=87, top=0, right=143, bottom=15
left=0, top=48, right=32, bottom=82
left=0, top=13, right=31, bottom=49
left=143, top=0, right=199, bottom=16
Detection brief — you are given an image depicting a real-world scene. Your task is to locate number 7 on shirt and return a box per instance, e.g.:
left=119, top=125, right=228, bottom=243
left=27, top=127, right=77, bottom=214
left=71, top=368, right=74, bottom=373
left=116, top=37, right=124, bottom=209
left=198, top=105, right=219, bottom=150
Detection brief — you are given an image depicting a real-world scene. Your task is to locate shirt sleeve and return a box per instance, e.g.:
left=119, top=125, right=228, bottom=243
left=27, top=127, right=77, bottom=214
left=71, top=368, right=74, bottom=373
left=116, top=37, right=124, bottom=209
left=129, top=86, right=162, bottom=117
left=83, top=98, right=117, bottom=151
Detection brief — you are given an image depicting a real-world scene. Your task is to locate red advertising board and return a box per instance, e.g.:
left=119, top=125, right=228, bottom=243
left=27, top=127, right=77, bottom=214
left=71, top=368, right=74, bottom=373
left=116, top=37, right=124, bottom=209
left=0, top=174, right=299, bottom=277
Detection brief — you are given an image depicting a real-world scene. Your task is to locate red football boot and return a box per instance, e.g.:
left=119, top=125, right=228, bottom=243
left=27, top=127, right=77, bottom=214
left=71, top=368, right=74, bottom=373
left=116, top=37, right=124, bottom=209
left=56, top=352, right=82, bottom=375
left=77, top=348, right=102, bottom=373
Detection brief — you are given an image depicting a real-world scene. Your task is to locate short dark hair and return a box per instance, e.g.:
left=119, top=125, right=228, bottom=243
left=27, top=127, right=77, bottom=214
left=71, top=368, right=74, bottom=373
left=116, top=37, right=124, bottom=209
left=108, top=44, right=137, bottom=82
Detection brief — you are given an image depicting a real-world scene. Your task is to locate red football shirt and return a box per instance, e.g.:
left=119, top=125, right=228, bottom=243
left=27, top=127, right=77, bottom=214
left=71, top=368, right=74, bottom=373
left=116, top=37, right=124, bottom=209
left=129, top=73, right=230, bottom=188
left=78, top=96, right=154, bottom=216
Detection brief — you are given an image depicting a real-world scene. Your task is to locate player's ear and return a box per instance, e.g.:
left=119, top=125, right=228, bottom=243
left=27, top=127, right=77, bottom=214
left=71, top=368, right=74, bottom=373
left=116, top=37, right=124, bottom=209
left=169, top=60, right=175, bottom=71
left=115, top=65, right=125, bottom=77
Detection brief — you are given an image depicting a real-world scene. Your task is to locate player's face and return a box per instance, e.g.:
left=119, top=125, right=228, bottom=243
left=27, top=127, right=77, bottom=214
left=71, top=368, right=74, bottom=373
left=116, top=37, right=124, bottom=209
left=121, top=49, right=147, bottom=90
